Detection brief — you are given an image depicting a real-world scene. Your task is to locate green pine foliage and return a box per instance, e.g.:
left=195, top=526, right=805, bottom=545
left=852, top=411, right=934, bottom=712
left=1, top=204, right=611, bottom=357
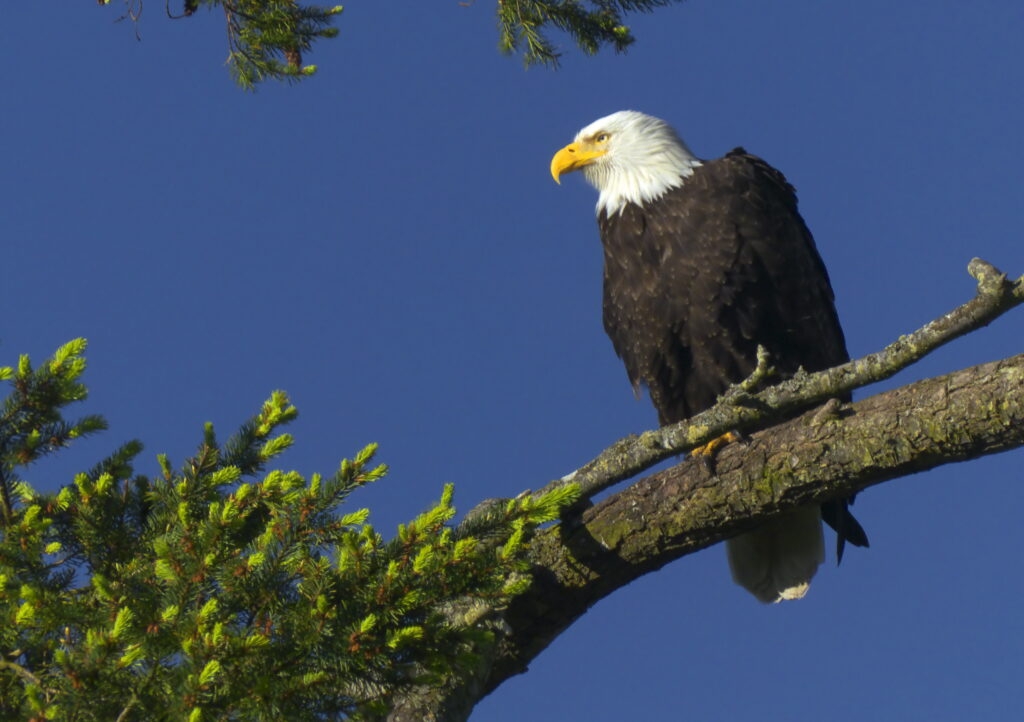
left=0, top=342, right=579, bottom=720
left=218, top=1, right=343, bottom=89
left=101, top=0, right=681, bottom=87
left=102, top=0, right=341, bottom=89
left=496, top=0, right=676, bottom=67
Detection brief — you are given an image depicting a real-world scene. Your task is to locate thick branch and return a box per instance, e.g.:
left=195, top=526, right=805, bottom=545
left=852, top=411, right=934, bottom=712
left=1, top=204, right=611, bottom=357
left=491, top=354, right=1024, bottom=692
left=394, top=259, right=1023, bottom=722
left=399, top=352, right=1024, bottom=721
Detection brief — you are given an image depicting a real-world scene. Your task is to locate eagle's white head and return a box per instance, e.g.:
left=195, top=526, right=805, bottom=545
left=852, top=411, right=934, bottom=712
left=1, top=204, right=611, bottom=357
left=551, top=110, right=702, bottom=217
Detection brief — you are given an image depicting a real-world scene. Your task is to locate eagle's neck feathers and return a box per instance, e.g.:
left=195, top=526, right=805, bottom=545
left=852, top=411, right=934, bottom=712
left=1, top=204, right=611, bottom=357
left=578, top=111, right=702, bottom=217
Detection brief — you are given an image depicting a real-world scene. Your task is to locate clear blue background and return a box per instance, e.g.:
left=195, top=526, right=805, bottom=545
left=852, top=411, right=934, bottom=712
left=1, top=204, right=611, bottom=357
left=3, top=2, right=1023, bottom=720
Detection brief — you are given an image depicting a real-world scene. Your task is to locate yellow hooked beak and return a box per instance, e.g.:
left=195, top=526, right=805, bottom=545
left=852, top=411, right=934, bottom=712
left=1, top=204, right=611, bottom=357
left=550, top=142, right=607, bottom=184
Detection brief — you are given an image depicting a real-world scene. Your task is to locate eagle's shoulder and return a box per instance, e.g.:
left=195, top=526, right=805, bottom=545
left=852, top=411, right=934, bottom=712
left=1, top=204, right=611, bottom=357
left=701, top=148, right=799, bottom=199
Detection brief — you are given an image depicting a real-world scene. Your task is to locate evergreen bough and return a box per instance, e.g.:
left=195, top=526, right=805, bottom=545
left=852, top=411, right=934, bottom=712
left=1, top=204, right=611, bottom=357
left=0, top=341, right=579, bottom=720
left=100, top=0, right=683, bottom=88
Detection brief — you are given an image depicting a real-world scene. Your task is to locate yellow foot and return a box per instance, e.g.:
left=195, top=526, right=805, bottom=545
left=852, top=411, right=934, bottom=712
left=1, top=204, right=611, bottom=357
left=691, top=431, right=744, bottom=475
left=691, top=431, right=743, bottom=458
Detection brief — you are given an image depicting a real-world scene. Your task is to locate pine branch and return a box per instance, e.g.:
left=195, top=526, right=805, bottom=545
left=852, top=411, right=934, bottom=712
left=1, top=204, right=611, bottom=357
left=109, top=0, right=341, bottom=88
left=0, top=370, right=579, bottom=718
left=495, top=0, right=679, bottom=67
left=105, top=1, right=686, bottom=87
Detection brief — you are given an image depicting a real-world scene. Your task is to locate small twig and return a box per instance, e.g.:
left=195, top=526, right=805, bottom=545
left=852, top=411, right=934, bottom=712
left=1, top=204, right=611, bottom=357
left=0, top=476, right=12, bottom=526
left=114, top=0, right=144, bottom=39
left=166, top=0, right=197, bottom=19
left=115, top=660, right=161, bottom=722
left=115, top=693, right=139, bottom=722
left=0, top=658, right=42, bottom=687
left=737, top=344, right=775, bottom=393
left=43, top=552, right=76, bottom=570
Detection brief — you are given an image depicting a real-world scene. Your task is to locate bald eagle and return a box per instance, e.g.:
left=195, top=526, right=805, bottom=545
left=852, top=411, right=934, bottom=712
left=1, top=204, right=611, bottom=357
left=551, top=110, right=867, bottom=603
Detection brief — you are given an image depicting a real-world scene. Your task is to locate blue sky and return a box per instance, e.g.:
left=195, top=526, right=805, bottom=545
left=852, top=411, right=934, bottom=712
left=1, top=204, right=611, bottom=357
left=3, top=1, right=1023, bottom=719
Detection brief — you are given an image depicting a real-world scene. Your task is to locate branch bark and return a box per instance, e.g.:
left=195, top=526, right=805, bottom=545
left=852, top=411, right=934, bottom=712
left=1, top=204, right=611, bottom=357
left=386, top=259, right=1024, bottom=722
left=494, top=353, right=1024, bottom=692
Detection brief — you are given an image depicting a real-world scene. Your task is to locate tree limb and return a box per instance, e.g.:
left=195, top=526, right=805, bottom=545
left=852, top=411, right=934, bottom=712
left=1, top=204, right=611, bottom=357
left=390, top=259, right=1024, bottom=721
left=493, top=353, right=1024, bottom=692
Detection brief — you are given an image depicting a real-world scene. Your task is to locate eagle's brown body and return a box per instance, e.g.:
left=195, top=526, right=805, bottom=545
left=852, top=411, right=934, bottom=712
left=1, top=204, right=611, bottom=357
left=598, top=149, right=847, bottom=423
left=552, top=111, right=867, bottom=601
left=598, top=149, right=866, bottom=565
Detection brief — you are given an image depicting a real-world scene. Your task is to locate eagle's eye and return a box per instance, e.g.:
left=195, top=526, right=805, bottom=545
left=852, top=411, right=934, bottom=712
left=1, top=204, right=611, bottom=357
left=596, top=133, right=610, bottom=143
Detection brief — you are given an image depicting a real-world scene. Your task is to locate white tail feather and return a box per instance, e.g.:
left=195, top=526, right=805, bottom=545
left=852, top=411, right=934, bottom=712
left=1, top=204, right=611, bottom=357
left=726, top=506, right=825, bottom=603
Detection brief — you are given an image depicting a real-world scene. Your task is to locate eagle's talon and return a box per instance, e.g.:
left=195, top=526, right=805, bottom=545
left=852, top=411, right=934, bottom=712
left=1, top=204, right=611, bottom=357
left=691, top=431, right=743, bottom=475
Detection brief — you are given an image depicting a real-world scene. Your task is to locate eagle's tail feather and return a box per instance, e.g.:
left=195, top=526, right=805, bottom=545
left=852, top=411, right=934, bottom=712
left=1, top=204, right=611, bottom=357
left=726, top=506, right=825, bottom=604
left=821, top=497, right=870, bottom=563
